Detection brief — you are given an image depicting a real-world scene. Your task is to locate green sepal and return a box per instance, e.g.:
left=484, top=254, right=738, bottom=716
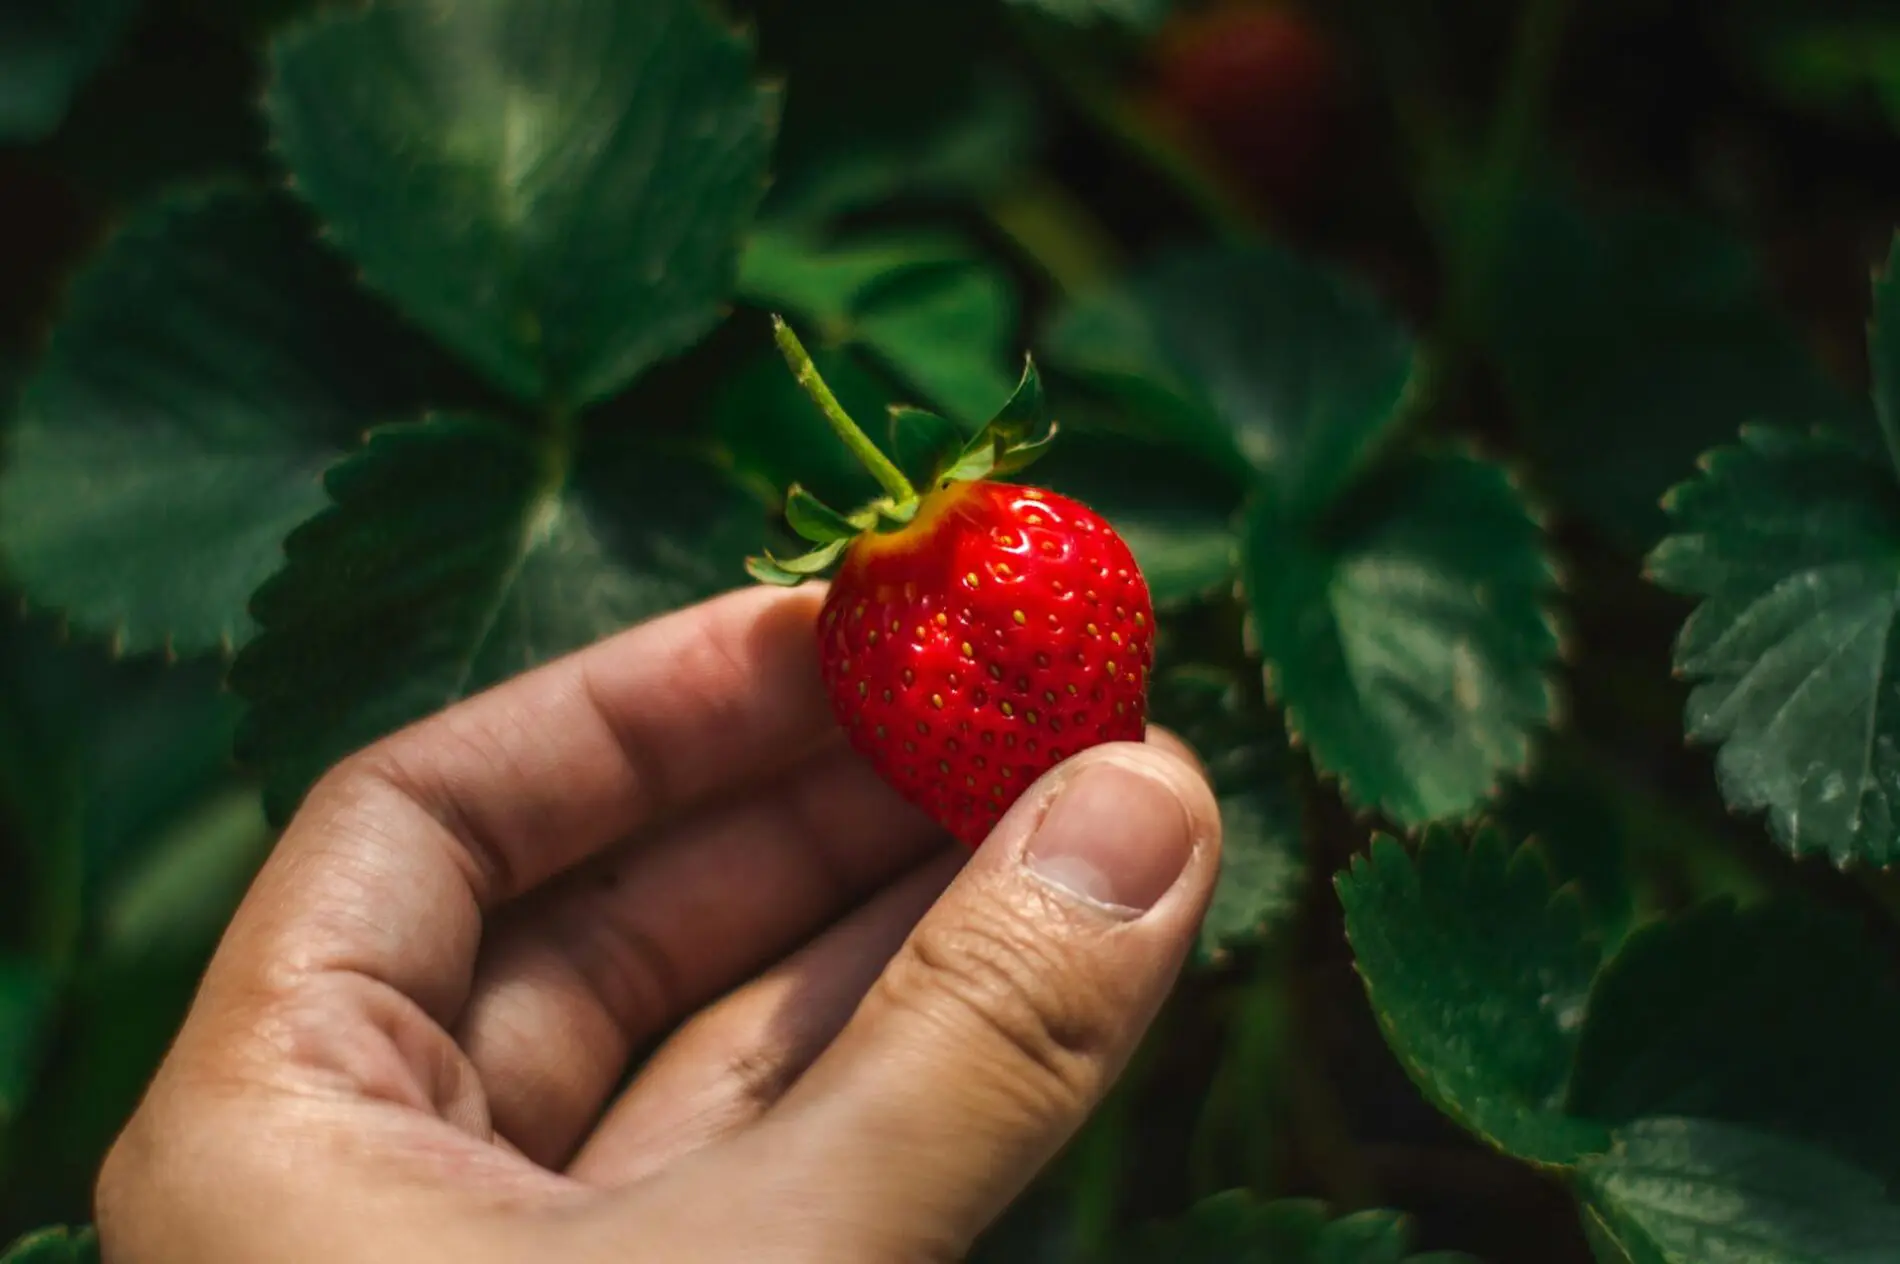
left=784, top=485, right=862, bottom=544
left=930, top=356, right=1058, bottom=487
left=745, top=536, right=850, bottom=586
left=888, top=405, right=966, bottom=488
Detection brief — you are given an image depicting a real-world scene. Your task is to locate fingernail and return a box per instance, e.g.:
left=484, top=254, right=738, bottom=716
left=1025, top=760, right=1194, bottom=915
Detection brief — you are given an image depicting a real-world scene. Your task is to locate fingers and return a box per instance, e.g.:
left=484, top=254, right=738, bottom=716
left=565, top=850, right=964, bottom=1186
left=455, top=748, right=946, bottom=1165
left=706, top=740, right=1221, bottom=1257
left=200, top=585, right=834, bottom=1028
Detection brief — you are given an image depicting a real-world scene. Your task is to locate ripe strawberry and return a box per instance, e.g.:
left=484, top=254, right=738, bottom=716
left=748, top=317, right=1155, bottom=847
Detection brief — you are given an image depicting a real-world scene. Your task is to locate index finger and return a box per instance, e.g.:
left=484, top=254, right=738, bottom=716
left=210, top=583, right=836, bottom=1023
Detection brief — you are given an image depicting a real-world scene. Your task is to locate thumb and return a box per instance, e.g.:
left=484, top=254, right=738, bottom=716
left=737, top=737, right=1221, bottom=1258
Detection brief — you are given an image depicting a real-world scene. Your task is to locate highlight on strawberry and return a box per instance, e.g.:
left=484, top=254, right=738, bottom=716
left=748, top=317, right=1156, bottom=847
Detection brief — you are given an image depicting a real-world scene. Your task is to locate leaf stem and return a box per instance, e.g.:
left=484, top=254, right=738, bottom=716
left=772, top=316, right=915, bottom=503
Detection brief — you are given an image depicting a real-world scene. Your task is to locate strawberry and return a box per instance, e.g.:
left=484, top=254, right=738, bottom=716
left=748, top=317, right=1155, bottom=847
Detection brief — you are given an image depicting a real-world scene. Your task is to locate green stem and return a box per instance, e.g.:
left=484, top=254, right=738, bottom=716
left=1444, top=0, right=1573, bottom=345
left=772, top=316, right=915, bottom=503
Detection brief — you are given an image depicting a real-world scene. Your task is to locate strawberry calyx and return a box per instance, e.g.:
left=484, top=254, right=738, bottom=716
left=745, top=314, right=1058, bottom=586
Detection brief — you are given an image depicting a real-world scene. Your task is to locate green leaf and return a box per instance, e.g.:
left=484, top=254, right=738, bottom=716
left=1579, top=1118, right=1900, bottom=1264
left=0, top=185, right=460, bottom=656
left=1045, top=244, right=1420, bottom=521
left=1873, top=232, right=1900, bottom=474
left=1568, top=899, right=1900, bottom=1185
left=1245, top=451, right=1561, bottom=825
left=0, top=957, right=56, bottom=1131
left=1336, top=829, right=1611, bottom=1165
left=1119, top=1191, right=1477, bottom=1263
left=1148, top=667, right=1304, bottom=959
left=1006, top=0, right=1171, bottom=31
left=1646, top=425, right=1900, bottom=866
left=741, top=229, right=1019, bottom=427
left=1026, top=430, right=1244, bottom=610
left=888, top=406, right=969, bottom=489
left=0, top=0, right=138, bottom=142
left=1476, top=190, right=1865, bottom=547
left=266, top=0, right=777, bottom=407
left=0, top=1226, right=99, bottom=1264
left=231, top=414, right=763, bottom=822
left=714, top=343, right=895, bottom=511
left=1728, top=0, right=1900, bottom=130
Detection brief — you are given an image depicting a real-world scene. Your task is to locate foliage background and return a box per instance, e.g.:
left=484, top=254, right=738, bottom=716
left=2, top=0, right=1900, bottom=1260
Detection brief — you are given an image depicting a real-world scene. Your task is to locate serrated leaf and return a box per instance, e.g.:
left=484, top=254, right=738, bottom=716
left=1336, top=829, right=1610, bottom=1165
left=1118, top=1191, right=1477, bottom=1263
left=1046, top=244, right=1419, bottom=521
left=715, top=343, right=895, bottom=511
left=231, top=414, right=763, bottom=822
left=1568, top=899, right=1900, bottom=1185
left=1579, top=1118, right=1900, bottom=1264
left=1245, top=451, right=1561, bottom=825
left=0, top=1226, right=99, bottom=1264
left=1476, top=189, right=1866, bottom=547
left=0, top=185, right=459, bottom=656
left=0, top=0, right=138, bottom=142
left=888, top=406, right=969, bottom=489
left=1646, top=425, right=1900, bottom=866
left=741, top=229, right=1018, bottom=426
left=0, top=957, right=57, bottom=1131
left=1873, top=232, right=1900, bottom=475
left=1149, top=667, right=1304, bottom=959
left=1025, top=430, right=1244, bottom=610
left=267, top=0, right=776, bottom=407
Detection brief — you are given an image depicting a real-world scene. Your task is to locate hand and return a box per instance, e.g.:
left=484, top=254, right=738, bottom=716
left=96, top=586, right=1223, bottom=1262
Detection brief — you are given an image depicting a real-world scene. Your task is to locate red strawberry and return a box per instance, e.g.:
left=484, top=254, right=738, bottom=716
left=748, top=318, right=1156, bottom=848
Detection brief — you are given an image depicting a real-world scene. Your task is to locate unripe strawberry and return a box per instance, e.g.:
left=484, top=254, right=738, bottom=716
left=748, top=318, right=1155, bottom=847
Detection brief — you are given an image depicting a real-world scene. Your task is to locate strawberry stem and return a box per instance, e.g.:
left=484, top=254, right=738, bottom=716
left=771, top=315, right=917, bottom=504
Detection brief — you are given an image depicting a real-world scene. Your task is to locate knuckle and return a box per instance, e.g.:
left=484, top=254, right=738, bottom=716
left=876, top=901, right=1114, bottom=1109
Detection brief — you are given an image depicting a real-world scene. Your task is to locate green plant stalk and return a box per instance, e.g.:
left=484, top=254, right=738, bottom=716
left=1443, top=0, right=1574, bottom=347
left=983, top=174, right=1125, bottom=297
left=771, top=316, right=915, bottom=504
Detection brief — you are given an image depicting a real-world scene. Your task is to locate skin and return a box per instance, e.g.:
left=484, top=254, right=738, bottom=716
left=96, top=584, right=1224, bottom=1263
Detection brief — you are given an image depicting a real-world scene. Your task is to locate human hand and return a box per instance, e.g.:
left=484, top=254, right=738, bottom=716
left=96, top=586, right=1223, bottom=1263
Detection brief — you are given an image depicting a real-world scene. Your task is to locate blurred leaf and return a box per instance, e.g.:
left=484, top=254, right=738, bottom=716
left=1477, top=190, right=1864, bottom=548
left=1006, top=0, right=1170, bottom=31
left=0, top=0, right=139, bottom=143
left=0, top=185, right=461, bottom=656
left=1336, top=829, right=1611, bottom=1165
left=1495, top=757, right=1638, bottom=954
left=1149, top=667, right=1304, bottom=960
left=1728, top=0, right=1900, bottom=129
left=1119, top=1190, right=1478, bottom=1262
left=712, top=342, right=894, bottom=510
left=232, top=414, right=763, bottom=822
left=1245, top=451, right=1561, bottom=826
left=1046, top=244, right=1420, bottom=521
left=267, top=0, right=777, bottom=407
left=741, top=230, right=1018, bottom=426
left=1579, top=1118, right=1900, bottom=1264
left=1017, top=430, right=1242, bottom=609
left=759, top=0, right=1034, bottom=223
left=0, top=1227, right=97, bottom=1264
left=1568, top=900, right=1900, bottom=1185
left=1647, top=425, right=1900, bottom=866
left=0, top=959, right=56, bottom=1132
left=96, top=786, right=269, bottom=965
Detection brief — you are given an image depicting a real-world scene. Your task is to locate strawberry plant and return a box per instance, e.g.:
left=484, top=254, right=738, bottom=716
left=2, top=0, right=1899, bottom=1260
